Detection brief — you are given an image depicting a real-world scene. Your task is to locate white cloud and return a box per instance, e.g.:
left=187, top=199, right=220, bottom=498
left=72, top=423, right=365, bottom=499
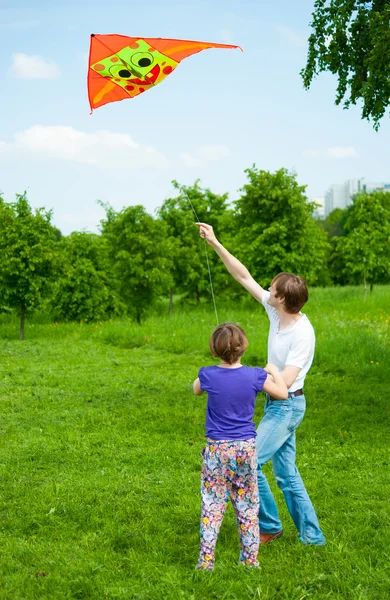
left=181, top=144, right=230, bottom=167
left=304, top=146, right=359, bottom=159
left=327, top=146, right=359, bottom=158
left=0, top=126, right=168, bottom=168
left=198, top=145, right=230, bottom=161
left=303, top=148, right=321, bottom=158
left=275, top=25, right=306, bottom=48
left=180, top=152, right=200, bottom=168
left=9, top=53, right=60, bottom=79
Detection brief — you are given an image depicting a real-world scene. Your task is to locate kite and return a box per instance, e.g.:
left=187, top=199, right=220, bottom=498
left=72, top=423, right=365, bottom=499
left=87, top=34, right=242, bottom=112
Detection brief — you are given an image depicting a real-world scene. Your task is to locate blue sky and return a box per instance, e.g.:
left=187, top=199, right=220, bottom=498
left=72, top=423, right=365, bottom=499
left=1, top=0, right=389, bottom=234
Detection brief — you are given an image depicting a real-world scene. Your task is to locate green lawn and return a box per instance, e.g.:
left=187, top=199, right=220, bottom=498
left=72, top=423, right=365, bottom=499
left=0, top=286, right=389, bottom=599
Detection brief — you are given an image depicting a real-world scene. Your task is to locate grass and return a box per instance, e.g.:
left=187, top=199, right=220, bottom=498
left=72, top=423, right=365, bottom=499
left=0, top=286, right=389, bottom=599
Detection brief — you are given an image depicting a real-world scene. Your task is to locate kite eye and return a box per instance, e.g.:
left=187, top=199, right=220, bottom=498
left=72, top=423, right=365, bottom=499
left=118, top=69, right=131, bottom=77
left=109, top=64, right=133, bottom=79
left=131, top=52, right=154, bottom=69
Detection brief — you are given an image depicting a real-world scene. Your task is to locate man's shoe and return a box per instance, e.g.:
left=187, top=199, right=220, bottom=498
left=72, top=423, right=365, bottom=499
left=260, top=530, right=283, bottom=545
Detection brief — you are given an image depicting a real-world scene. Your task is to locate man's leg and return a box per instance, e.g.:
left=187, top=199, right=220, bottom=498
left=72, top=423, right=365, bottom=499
left=256, top=398, right=295, bottom=534
left=272, top=430, right=326, bottom=545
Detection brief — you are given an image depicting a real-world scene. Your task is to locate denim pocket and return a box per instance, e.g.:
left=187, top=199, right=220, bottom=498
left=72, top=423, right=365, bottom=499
left=273, top=399, right=291, bottom=410
left=267, top=400, right=292, bottom=421
left=289, top=403, right=306, bottom=430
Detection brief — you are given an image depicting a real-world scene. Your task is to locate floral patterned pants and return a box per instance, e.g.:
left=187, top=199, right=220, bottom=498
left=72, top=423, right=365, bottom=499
left=197, top=438, right=260, bottom=570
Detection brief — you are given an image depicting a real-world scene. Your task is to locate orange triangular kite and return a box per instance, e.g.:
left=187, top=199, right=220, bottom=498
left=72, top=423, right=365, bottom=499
left=88, top=34, right=242, bottom=112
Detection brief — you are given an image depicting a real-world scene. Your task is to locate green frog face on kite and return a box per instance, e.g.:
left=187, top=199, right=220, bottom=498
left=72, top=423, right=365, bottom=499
left=91, top=39, right=178, bottom=96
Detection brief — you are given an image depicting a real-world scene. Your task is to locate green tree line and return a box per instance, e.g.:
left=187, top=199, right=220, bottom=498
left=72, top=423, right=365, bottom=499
left=1, top=167, right=389, bottom=338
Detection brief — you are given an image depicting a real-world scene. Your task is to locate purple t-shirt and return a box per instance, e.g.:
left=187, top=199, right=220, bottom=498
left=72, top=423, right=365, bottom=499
left=198, top=365, right=267, bottom=441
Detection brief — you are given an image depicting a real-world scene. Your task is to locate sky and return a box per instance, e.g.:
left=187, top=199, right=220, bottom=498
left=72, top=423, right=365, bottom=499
left=1, top=0, right=389, bottom=235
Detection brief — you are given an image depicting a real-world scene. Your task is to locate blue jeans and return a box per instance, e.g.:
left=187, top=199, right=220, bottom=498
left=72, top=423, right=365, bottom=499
left=256, top=394, right=326, bottom=545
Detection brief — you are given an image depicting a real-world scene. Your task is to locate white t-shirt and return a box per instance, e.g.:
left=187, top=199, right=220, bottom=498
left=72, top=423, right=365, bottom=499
left=261, top=290, right=315, bottom=393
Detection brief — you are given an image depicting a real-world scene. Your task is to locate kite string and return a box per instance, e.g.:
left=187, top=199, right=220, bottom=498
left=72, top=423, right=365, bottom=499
left=182, top=191, right=219, bottom=326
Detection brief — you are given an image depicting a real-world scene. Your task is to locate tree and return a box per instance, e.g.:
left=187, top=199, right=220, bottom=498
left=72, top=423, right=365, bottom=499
left=101, top=204, right=173, bottom=323
left=301, top=0, right=390, bottom=130
left=233, top=167, right=330, bottom=286
left=335, top=190, right=390, bottom=297
left=52, top=232, right=121, bottom=322
left=319, top=207, right=348, bottom=238
left=0, top=193, right=58, bottom=339
left=316, top=207, right=349, bottom=284
left=157, top=180, right=234, bottom=312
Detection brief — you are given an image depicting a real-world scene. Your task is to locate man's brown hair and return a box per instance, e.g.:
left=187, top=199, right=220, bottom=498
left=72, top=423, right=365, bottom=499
left=272, top=272, right=308, bottom=314
left=209, top=322, right=248, bottom=364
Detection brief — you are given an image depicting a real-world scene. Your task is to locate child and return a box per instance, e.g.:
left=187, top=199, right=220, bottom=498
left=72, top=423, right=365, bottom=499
left=193, top=322, right=288, bottom=570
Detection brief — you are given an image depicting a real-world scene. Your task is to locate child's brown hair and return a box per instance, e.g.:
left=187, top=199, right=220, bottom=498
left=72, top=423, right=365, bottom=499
left=209, top=322, right=248, bottom=364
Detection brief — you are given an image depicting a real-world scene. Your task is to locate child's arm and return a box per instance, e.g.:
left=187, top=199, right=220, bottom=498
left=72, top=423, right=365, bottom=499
left=262, top=364, right=288, bottom=400
left=193, top=378, right=204, bottom=395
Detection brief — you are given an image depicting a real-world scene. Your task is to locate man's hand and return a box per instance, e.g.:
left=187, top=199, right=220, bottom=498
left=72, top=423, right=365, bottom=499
left=194, top=221, right=265, bottom=303
left=195, top=222, right=218, bottom=246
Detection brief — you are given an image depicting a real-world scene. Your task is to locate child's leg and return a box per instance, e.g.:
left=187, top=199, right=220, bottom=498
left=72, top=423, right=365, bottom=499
left=197, top=442, right=231, bottom=570
left=230, top=439, right=260, bottom=567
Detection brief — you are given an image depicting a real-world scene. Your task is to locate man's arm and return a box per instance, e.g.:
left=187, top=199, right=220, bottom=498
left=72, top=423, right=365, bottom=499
left=280, top=366, right=301, bottom=389
left=196, top=223, right=265, bottom=303
left=264, top=364, right=301, bottom=392
left=283, top=330, right=314, bottom=389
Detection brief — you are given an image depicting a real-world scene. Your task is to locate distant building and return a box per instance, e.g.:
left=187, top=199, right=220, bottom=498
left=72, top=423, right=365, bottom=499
left=312, top=196, right=325, bottom=218
left=323, top=178, right=390, bottom=217
left=362, top=181, right=390, bottom=193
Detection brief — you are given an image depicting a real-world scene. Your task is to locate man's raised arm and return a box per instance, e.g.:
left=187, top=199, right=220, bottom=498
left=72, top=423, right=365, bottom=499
left=196, top=222, right=265, bottom=304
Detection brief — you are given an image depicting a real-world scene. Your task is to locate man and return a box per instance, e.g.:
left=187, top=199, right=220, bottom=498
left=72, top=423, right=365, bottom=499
left=196, top=222, right=326, bottom=546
